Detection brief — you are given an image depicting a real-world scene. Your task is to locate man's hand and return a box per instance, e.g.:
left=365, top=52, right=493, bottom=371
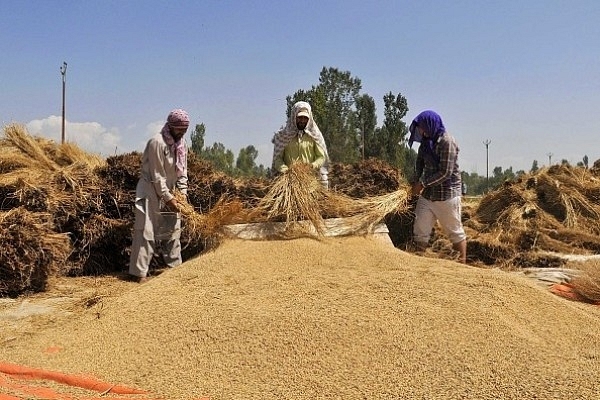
left=411, top=181, right=424, bottom=197
left=165, top=198, right=180, bottom=213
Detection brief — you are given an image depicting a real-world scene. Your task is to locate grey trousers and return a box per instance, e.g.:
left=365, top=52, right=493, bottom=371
left=129, top=197, right=182, bottom=278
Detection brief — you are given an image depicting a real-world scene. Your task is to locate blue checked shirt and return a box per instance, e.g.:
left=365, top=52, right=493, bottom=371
left=413, top=133, right=462, bottom=201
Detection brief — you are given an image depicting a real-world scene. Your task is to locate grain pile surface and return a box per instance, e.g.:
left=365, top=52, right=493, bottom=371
left=1, top=236, right=600, bottom=399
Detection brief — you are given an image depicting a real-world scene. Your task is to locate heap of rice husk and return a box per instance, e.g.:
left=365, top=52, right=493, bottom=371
left=2, top=237, right=600, bottom=399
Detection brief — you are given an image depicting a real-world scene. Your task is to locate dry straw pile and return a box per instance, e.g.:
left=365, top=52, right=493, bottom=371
left=0, top=124, right=106, bottom=295
left=3, top=123, right=600, bottom=302
left=466, top=165, right=600, bottom=267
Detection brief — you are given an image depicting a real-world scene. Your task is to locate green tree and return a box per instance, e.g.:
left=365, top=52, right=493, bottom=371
left=236, top=145, right=259, bottom=176
left=190, top=123, right=206, bottom=156
left=380, top=92, right=413, bottom=177
left=356, top=94, right=377, bottom=160
left=530, top=160, right=539, bottom=173
left=463, top=171, right=487, bottom=195
left=203, top=142, right=234, bottom=174
left=284, top=67, right=417, bottom=177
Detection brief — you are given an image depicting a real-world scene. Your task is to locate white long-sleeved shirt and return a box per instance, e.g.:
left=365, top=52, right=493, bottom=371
left=138, top=133, right=188, bottom=203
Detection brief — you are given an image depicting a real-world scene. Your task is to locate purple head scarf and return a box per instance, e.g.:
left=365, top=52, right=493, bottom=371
left=408, top=110, right=446, bottom=163
left=408, top=110, right=446, bottom=147
left=160, top=108, right=189, bottom=177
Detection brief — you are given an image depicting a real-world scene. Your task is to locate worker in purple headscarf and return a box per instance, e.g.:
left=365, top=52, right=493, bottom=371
left=129, top=108, right=190, bottom=283
left=409, top=110, right=467, bottom=264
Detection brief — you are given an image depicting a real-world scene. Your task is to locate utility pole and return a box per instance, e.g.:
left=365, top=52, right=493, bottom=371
left=483, top=139, right=491, bottom=192
left=547, top=152, right=553, bottom=167
left=60, top=62, right=67, bottom=144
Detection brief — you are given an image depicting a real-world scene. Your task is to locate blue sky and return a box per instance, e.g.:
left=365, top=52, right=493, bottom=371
left=2, top=0, right=599, bottom=174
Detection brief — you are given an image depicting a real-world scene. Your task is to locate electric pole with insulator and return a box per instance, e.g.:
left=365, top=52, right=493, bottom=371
left=483, top=139, right=491, bottom=192
left=60, top=62, right=67, bottom=144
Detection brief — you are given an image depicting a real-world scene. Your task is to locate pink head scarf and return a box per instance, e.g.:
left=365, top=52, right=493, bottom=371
left=160, top=109, right=189, bottom=177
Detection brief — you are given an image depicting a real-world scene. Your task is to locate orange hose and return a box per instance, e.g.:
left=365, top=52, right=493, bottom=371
left=0, top=372, right=70, bottom=400
left=0, top=362, right=147, bottom=395
left=0, top=394, right=22, bottom=400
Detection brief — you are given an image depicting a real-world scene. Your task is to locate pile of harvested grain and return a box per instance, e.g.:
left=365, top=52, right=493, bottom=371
left=1, top=237, right=599, bottom=399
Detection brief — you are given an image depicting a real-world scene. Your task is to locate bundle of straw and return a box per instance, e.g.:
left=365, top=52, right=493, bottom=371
left=323, top=188, right=411, bottom=233
left=0, top=208, right=71, bottom=296
left=569, top=269, right=600, bottom=304
left=173, top=191, right=243, bottom=242
left=246, top=163, right=411, bottom=237
left=253, top=163, right=327, bottom=235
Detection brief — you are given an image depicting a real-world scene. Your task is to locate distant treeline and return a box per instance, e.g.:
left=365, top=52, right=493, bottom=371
left=187, top=66, right=593, bottom=196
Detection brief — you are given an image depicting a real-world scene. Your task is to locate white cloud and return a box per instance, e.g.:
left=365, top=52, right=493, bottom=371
left=146, top=121, right=163, bottom=137
left=126, top=120, right=164, bottom=151
left=26, top=116, right=122, bottom=157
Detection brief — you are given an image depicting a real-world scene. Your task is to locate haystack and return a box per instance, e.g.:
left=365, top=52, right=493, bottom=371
left=0, top=208, right=70, bottom=296
left=468, top=165, right=600, bottom=267
left=0, top=125, right=123, bottom=285
left=329, top=158, right=402, bottom=196
left=65, top=215, right=132, bottom=276
left=11, top=121, right=600, bottom=299
left=0, top=124, right=105, bottom=229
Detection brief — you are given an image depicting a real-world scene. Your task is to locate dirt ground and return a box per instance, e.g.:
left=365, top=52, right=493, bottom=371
left=1, top=236, right=600, bottom=400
